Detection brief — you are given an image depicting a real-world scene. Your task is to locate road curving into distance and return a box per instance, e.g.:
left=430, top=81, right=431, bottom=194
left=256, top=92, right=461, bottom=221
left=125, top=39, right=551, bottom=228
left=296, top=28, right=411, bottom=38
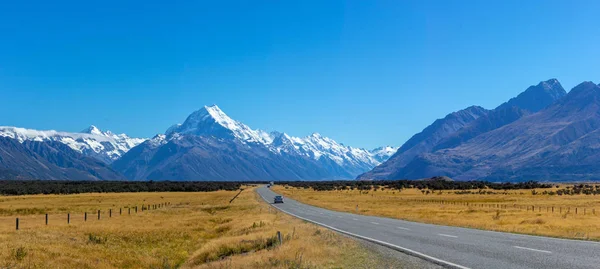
left=257, top=186, right=600, bottom=269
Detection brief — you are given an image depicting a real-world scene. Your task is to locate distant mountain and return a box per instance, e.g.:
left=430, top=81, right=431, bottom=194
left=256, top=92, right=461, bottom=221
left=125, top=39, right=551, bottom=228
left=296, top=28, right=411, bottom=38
left=390, top=81, right=600, bottom=181
left=359, top=79, right=568, bottom=180
left=0, top=136, right=125, bottom=180
left=433, top=79, right=566, bottom=151
left=370, top=146, right=399, bottom=163
left=357, top=106, right=488, bottom=180
left=0, top=126, right=146, bottom=163
left=113, top=105, right=395, bottom=180
left=112, top=135, right=333, bottom=181
left=496, top=79, right=566, bottom=112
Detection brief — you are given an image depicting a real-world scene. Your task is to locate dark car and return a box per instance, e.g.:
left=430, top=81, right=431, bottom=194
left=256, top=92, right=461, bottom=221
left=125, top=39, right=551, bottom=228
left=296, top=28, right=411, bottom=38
left=274, top=195, right=284, bottom=204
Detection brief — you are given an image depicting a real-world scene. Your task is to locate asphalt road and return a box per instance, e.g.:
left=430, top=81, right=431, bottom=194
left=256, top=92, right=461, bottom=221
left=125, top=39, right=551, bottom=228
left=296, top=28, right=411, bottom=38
left=257, top=186, right=600, bottom=269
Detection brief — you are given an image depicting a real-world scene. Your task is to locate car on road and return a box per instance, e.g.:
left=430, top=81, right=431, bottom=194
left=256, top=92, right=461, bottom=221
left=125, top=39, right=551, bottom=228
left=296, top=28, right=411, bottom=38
left=274, top=195, right=284, bottom=204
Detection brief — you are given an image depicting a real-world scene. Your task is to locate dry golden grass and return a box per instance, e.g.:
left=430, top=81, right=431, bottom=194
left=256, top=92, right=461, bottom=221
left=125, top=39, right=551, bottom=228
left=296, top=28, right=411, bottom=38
left=273, top=185, right=600, bottom=241
left=0, top=187, right=396, bottom=268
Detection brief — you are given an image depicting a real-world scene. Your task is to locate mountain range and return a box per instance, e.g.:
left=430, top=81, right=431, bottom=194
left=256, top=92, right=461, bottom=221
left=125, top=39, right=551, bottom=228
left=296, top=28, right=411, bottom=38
left=5, top=78, right=600, bottom=182
left=359, top=78, right=600, bottom=182
left=113, top=105, right=397, bottom=181
left=0, top=106, right=396, bottom=180
left=0, top=126, right=146, bottom=163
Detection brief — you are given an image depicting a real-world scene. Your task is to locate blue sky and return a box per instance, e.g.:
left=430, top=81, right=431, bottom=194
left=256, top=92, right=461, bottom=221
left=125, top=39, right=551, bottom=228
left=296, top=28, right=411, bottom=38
left=1, top=0, right=599, bottom=149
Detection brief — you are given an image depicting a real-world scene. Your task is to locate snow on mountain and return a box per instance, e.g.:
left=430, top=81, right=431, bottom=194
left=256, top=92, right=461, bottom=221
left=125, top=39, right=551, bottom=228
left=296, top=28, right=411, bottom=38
left=370, top=146, right=399, bottom=163
left=169, top=105, right=273, bottom=144
left=0, top=125, right=146, bottom=163
left=166, top=105, right=395, bottom=172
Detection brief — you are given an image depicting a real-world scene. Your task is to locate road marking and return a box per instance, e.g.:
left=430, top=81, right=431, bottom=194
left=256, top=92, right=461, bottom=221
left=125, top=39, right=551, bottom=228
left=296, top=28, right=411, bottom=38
left=397, top=226, right=411, bottom=231
left=514, top=246, right=552, bottom=254
left=353, top=218, right=358, bottom=221
left=438, top=234, right=458, bottom=238
left=371, top=222, right=380, bottom=225
left=320, top=212, right=323, bottom=215
left=257, top=189, right=471, bottom=269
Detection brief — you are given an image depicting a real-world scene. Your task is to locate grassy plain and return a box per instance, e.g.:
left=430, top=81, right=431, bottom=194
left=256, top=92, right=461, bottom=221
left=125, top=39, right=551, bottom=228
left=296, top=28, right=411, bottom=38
left=0, top=187, right=395, bottom=268
left=273, top=185, right=600, bottom=241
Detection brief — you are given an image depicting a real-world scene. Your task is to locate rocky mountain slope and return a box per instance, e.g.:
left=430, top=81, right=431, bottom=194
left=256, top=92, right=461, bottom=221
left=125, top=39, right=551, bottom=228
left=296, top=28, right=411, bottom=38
left=357, top=105, right=488, bottom=180
left=364, top=79, right=600, bottom=182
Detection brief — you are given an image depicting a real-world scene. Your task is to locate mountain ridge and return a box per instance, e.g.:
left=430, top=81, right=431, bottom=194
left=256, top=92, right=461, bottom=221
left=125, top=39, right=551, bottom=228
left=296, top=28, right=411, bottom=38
left=113, top=105, right=397, bottom=180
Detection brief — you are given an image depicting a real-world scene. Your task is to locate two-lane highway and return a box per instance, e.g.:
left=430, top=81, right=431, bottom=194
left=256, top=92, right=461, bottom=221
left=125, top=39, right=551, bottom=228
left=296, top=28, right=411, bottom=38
left=257, top=186, right=600, bottom=269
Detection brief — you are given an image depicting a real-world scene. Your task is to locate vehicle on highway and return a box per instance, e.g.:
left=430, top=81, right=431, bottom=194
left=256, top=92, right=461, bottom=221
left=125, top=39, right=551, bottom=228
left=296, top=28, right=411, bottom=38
left=274, top=195, right=284, bottom=204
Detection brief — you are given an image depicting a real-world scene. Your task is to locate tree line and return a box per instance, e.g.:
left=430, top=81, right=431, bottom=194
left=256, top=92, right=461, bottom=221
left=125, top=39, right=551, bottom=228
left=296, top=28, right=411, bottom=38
left=0, top=180, right=250, bottom=195
left=278, top=179, right=553, bottom=191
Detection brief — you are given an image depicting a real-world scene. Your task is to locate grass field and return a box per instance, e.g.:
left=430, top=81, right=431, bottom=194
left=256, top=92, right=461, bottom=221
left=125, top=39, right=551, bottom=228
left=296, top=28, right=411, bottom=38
left=273, top=185, right=600, bottom=241
left=0, top=186, right=397, bottom=268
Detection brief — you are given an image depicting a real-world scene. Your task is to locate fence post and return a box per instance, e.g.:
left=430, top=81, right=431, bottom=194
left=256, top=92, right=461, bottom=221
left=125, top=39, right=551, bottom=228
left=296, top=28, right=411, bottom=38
left=46, top=213, right=48, bottom=225
left=120, top=208, right=122, bottom=215
left=128, top=208, right=131, bottom=215
left=135, top=206, right=138, bottom=213
left=16, top=218, right=19, bottom=230
left=98, top=210, right=101, bottom=220
left=68, top=213, right=70, bottom=224
left=85, top=212, right=87, bottom=221
left=277, top=231, right=283, bottom=245
left=110, top=209, right=112, bottom=218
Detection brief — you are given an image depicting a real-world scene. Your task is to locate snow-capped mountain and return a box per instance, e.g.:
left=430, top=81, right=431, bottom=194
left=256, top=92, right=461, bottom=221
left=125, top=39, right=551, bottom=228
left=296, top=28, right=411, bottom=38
left=370, top=146, right=399, bottom=163
left=170, top=105, right=394, bottom=166
left=0, top=125, right=146, bottom=164
left=144, top=105, right=396, bottom=180
left=167, top=105, right=273, bottom=144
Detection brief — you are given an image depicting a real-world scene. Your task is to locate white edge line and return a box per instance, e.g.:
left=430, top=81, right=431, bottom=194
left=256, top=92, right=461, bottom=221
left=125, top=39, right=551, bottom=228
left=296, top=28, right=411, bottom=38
left=397, top=226, right=411, bottom=231
left=257, top=188, right=470, bottom=269
left=371, top=222, right=380, bottom=225
left=438, top=234, right=459, bottom=238
left=513, top=246, right=552, bottom=254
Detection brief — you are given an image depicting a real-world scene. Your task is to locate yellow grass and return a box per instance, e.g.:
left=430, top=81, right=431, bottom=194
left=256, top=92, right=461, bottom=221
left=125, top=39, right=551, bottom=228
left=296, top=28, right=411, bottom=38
left=273, top=185, right=600, bottom=241
left=0, top=187, right=394, bottom=268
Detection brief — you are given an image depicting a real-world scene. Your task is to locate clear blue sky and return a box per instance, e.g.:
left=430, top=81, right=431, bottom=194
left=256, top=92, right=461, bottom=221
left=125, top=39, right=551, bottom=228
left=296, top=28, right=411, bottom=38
left=1, top=0, right=599, bottom=149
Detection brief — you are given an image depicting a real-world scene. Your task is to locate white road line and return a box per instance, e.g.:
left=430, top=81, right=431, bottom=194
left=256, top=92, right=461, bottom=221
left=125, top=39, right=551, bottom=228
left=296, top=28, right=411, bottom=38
left=257, top=189, right=470, bottom=269
left=438, top=234, right=458, bottom=238
left=397, top=226, right=411, bottom=231
left=371, top=222, right=380, bottom=225
left=320, top=212, right=323, bottom=215
left=353, top=218, right=358, bottom=221
left=514, top=246, right=552, bottom=254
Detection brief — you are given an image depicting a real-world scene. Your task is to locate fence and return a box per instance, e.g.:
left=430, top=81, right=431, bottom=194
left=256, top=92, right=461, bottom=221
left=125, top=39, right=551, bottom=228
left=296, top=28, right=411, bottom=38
left=404, top=198, right=597, bottom=216
left=13, top=202, right=172, bottom=230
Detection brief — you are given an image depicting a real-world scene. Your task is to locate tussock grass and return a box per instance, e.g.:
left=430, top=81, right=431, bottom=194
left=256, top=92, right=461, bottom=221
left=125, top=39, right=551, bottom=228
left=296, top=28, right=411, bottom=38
left=0, top=187, right=393, bottom=268
left=274, top=185, right=600, bottom=241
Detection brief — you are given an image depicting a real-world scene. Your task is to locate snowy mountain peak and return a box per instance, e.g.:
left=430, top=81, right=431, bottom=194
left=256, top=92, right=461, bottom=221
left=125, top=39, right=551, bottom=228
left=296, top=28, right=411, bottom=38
left=82, top=125, right=103, bottom=135
left=170, top=105, right=273, bottom=144
left=369, top=146, right=399, bottom=163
